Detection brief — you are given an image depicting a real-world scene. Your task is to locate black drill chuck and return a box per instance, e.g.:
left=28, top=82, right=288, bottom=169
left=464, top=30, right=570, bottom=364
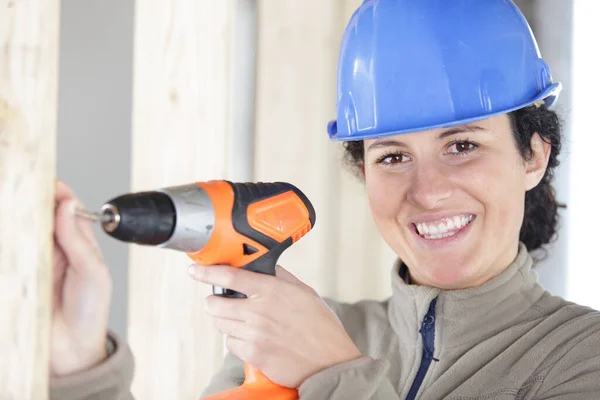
left=101, top=191, right=176, bottom=246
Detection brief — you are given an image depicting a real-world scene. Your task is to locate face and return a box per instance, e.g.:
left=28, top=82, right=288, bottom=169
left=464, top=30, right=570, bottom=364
left=362, top=114, right=550, bottom=289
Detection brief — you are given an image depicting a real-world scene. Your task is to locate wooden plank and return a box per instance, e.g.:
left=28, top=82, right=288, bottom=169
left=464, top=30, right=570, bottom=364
left=0, top=0, right=59, bottom=398
left=128, top=1, right=237, bottom=398
left=254, top=0, right=395, bottom=302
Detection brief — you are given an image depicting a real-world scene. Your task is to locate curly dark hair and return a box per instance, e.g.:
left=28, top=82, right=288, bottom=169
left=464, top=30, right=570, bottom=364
left=342, top=104, right=564, bottom=253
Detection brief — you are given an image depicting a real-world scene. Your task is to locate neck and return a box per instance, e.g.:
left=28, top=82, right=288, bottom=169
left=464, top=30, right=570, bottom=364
left=390, top=242, right=546, bottom=348
left=404, top=239, right=522, bottom=290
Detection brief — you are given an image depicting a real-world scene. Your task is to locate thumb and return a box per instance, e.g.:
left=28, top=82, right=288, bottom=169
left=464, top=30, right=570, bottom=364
left=55, top=198, right=103, bottom=272
left=275, top=265, right=303, bottom=285
left=276, top=265, right=321, bottom=297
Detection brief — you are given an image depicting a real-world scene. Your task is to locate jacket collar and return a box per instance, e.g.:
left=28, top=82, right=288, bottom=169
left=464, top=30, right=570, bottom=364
left=388, top=243, right=547, bottom=349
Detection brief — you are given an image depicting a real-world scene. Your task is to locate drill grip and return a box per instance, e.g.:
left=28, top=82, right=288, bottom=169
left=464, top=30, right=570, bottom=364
left=209, top=181, right=315, bottom=299
left=213, top=238, right=292, bottom=298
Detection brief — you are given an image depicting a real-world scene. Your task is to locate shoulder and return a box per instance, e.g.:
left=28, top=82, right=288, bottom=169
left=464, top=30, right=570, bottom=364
left=534, top=294, right=600, bottom=371
left=535, top=292, right=600, bottom=339
left=531, top=297, right=600, bottom=396
left=322, top=296, right=393, bottom=353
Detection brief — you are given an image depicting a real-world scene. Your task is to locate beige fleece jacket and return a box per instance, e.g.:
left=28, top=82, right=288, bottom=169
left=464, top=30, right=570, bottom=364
left=51, top=243, right=600, bottom=399
left=50, top=333, right=134, bottom=400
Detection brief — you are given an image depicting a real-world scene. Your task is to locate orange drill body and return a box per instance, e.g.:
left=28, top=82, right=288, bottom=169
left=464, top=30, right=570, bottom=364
left=204, top=364, right=298, bottom=400
left=189, top=180, right=313, bottom=268
left=98, top=180, right=315, bottom=400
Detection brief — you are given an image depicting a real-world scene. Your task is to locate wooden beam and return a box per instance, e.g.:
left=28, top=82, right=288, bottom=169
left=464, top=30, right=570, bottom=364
left=128, top=1, right=237, bottom=398
left=254, top=0, right=395, bottom=302
left=0, top=0, right=59, bottom=398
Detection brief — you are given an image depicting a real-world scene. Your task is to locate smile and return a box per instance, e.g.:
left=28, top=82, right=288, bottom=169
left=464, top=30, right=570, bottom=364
left=414, top=214, right=475, bottom=240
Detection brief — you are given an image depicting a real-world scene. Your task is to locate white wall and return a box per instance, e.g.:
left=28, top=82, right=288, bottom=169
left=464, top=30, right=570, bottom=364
left=567, top=1, right=600, bottom=311
left=520, top=1, right=600, bottom=311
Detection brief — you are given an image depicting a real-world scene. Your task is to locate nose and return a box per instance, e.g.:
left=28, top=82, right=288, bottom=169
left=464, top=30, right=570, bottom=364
left=406, top=162, right=453, bottom=209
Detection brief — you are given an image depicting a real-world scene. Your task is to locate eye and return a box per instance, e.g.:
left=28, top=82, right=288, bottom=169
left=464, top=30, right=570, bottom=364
left=446, top=140, right=478, bottom=155
left=376, top=152, right=411, bottom=166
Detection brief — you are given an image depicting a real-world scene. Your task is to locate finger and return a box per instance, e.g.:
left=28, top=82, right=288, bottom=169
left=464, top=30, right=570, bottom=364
left=213, top=318, right=252, bottom=340
left=52, top=242, right=67, bottom=309
left=54, top=181, right=102, bottom=253
left=204, top=295, right=248, bottom=321
left=275, top=265, right=302, bottom=285
left=53, top=240, right=68, bottom=269
left=225, top=335, right=258, bottom=366
left=55, top=180, right=76, bottom=204
left=75, top=210, right=102, bottom=255
left=275, top=265, right=318, bottom=296
left=188, top=264, right=274, bottom=297
left=53, top=242, right=68, bottom=282
left=225, top=335, right=269, bottom=371
left=54, top=181, right=74, bottom=218
left=225, top=336, right=245, bottom=359
left=69, top=198, right=103, bottom=258
left=55, top=198, right=105, bottom=274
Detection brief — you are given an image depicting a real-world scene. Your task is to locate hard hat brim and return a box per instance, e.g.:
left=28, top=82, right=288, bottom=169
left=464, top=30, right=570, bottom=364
left=327, top=83, right=562, bottom=142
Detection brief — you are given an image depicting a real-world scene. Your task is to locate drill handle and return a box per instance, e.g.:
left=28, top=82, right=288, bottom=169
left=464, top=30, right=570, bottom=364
left=213, top=239, right=291, bottom=298
left=190, top=181, right=315, bottom=299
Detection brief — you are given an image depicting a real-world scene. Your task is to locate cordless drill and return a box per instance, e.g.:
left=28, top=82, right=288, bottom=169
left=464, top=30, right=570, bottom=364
left=82, top=180, right=315, bottom=400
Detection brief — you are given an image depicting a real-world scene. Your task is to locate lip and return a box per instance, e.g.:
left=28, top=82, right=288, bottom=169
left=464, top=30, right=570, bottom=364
left=409, top=214, right=476, bottom=248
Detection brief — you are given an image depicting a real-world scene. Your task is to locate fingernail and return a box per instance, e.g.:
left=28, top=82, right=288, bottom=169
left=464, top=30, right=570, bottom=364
left=189, top=264, right=207, bottom=278
left=68, top=198, right=82, bottom=215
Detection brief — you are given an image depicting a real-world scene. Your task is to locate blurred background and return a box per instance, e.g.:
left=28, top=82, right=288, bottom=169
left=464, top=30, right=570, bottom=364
left=58, top=0, right=134, bottom=339
left=55, top=0, right=599, bottom=396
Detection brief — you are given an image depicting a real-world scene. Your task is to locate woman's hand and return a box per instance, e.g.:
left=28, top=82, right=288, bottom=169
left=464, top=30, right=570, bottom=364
left=188, top=263, right=362, bottom=388
left=51, top=181, right=112, bottom=376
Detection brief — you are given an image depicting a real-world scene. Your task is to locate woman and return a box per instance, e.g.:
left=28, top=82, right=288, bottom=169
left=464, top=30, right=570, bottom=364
left=50, top=1, right=600, bottom=399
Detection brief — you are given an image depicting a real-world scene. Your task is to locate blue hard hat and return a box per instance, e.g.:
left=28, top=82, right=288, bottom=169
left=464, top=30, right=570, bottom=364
left=327, top=0, right=562, bottom=141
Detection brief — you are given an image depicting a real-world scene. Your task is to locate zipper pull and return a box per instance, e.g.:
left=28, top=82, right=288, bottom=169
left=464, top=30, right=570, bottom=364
left=419, top=314, right=435, bottom=334
left=419, top=299, right=439, bottom=362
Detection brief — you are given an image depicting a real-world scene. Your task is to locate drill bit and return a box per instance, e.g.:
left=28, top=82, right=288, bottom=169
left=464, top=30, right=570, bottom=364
left=75, top=208, right=114, bottom=224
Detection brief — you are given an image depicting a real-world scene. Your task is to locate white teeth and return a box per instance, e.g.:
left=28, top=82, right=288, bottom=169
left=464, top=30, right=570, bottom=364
left=424, top=231, right=458, bottom=240
left=414, top=214, right=475, bottom=238
left=438, top=223, right=448, bottom=234
left=453, top=216, right=461, bottom=228
left=446, top=219, right=455, bottom=230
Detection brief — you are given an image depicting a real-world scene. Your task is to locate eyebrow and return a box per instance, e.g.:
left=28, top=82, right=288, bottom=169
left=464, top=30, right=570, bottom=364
left=437, top=125, right=487, bottom=140
left=367, top=125, right=487, bottom=151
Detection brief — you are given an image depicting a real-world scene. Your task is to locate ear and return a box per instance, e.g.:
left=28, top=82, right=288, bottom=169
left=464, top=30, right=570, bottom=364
left=525, top=133, right=551, bottom=191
